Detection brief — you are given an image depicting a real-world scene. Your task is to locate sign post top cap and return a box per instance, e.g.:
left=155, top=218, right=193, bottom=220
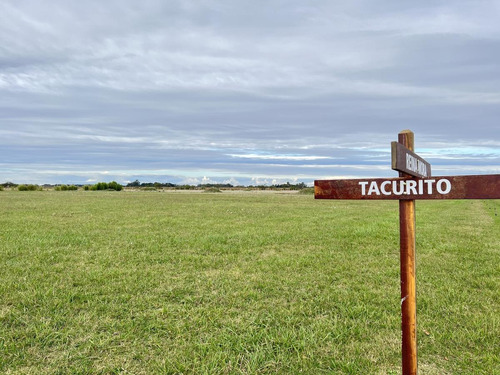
left=399, top=129, right=414, bottom=135
left=398, top=129, right=415, bottom=151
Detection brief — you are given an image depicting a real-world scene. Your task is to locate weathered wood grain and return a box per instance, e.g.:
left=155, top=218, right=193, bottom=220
left=315, top=174, right=500, bottom=200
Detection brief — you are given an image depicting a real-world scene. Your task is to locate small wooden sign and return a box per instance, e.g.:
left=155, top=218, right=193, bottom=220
left=315, top=174, right=500, bottom=200
left=315, top=130, right=499, bottom=375
left=391, top=141, right=431, bottom=178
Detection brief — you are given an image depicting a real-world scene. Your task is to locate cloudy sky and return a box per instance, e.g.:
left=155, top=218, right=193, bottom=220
left=1, top=1, right=499, bottom=186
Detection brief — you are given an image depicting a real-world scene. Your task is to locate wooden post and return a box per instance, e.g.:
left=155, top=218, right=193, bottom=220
left=314, top=131, right=499, bottom=373
left=398, top=130, right=418, bottom=375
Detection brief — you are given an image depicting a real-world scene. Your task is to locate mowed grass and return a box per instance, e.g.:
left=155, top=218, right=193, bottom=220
left=0, top=191, right=498, bottom=374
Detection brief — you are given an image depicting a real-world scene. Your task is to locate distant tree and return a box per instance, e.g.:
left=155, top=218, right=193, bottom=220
left=198, top=183, right=233, bottom=190
left=272, top=182, right=307, bottom=190
left=1, top=182, right=17, bottom=188
left=127, top=180, right=141, bottom=187
left=126, top=181, right=177, bottom=188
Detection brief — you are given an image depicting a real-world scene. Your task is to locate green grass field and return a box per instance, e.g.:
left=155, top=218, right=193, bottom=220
left=1, top=191, right=498, bottom=374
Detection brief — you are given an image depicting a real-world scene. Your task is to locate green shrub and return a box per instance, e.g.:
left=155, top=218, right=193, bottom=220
left=18, top=184, right=41, bottom=191
left=55, top=185, right=78, bottom=191
left=107, top=181, right=123, bottom=191
left=91, top=181, right=123, bottom=191
left=0, top=186, right=3, bottom=191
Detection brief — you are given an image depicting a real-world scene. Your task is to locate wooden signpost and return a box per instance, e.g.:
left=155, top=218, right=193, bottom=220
left=315, top=130, right=500, bottom=375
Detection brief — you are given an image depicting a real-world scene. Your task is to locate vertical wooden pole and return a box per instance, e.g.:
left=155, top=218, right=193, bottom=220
left=399, top=130, right=417, bottom=375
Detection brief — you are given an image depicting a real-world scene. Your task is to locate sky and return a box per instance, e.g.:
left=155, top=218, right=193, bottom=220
left=1, top=1, right=499, bottom=186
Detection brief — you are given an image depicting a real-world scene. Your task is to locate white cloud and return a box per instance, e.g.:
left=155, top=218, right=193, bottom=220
left=223, top=177, right=240, bottom=186
left=181, top=177, right=200, bottom=185
left=228, top=154, right=332, bottom=161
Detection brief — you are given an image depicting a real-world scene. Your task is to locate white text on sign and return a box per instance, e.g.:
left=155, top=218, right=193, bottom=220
left=406, top=153, right=428, bottom=177
left=359, top=179, right=452, bottom=196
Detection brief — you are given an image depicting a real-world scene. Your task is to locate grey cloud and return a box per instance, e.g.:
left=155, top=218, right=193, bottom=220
left=1, top=1, right=499, bottom=185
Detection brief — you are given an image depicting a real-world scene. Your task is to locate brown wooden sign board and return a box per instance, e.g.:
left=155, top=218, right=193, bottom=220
left=315, top=130, right=499, bottom=375
left=315, top=174, right=500, bottom=200
left=391, top=141, right=431, bottom=178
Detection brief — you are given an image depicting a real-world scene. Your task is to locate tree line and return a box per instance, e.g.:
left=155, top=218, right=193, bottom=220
left=0, top=181, right=123, bottom=191
left=126, top=180, right=308, bottom=190
left=1, top=180, right=310, bottom=191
